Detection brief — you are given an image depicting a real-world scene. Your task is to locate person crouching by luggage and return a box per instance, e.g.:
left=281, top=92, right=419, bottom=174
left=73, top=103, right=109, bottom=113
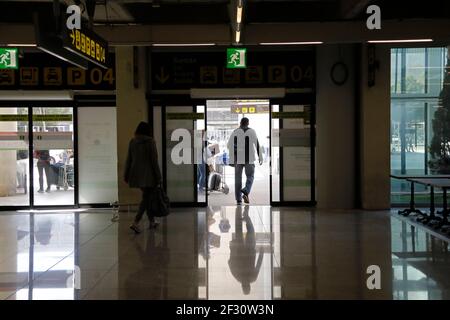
left=227, top=117, right=263, bottom=205
left=125, top=122, right=163, bottom=234
left=35, top=150, right=52, bottom=193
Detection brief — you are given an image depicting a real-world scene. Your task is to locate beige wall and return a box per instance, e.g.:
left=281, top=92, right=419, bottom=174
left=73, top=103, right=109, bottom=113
left=316, top=44, right=391, bottom=210
left=359, top=44, right=391, bottom=210
left=116, top=46, right=148, bottom=204
left=316, top=44, right=356, bottom=209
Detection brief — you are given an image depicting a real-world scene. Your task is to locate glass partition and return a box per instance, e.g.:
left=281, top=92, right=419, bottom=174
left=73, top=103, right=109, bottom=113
left=390, top=47, right=449, bottom=205
left=78, top=107, right=118, bottom=204
left=165, top=106, right=206, bottom=204
left=271, top=104, right=313, bottom=204
left=0, top=108, right=29, bottom=206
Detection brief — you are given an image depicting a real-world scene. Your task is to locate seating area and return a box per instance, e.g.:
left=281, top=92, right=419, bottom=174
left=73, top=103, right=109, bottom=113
left=392, top=175, right=450, bottom=237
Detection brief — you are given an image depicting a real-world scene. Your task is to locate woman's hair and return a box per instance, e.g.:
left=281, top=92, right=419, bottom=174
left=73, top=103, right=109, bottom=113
left=134, top=121, right=152, bottom=136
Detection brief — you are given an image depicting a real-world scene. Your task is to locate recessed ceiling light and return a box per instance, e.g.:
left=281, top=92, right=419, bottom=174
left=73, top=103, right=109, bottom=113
left=367, top=39, right=434, bottom=43
left=5, top=44, right=36, bottom=47
left=237, top=6, right=243, bottom=24
left=152, top=43, right=216, bottom=47
left=260, top=41, right=323, bottom=45
left=235, top=31, right=241, bottom=43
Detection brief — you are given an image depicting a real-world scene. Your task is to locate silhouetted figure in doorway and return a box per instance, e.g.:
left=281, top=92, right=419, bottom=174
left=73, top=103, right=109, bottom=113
left=35, top=150, right=52, bottom=193
left=227, top=118, right=263, bottom=205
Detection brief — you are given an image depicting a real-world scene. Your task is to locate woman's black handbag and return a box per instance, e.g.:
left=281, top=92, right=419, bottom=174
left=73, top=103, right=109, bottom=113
left=152, top=187, right=170, bottom=217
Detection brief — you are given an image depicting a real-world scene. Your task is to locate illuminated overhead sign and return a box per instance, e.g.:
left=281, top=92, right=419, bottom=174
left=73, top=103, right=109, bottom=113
left=0, top=48, right=18, bottom=69
left=151, top=51, right=315, bottom=90
left=62, top=27, right=108, bottom=69
left=231, top=105, right=269, bottom=114
left=0, top=52, right=115, bottom=91
left=33, top=11, right=89, bottom=70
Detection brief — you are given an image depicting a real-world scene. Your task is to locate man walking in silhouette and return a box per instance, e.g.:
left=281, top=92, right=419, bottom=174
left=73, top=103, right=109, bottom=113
left=227, top=117, right=263, bottom=205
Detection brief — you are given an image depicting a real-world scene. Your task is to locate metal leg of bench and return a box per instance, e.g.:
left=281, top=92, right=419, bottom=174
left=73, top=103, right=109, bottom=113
left=437, top=189, right=450, bottom=231
left=399, top=182, right=425, bottom=216
left=418, top=186, right=437, bottom=224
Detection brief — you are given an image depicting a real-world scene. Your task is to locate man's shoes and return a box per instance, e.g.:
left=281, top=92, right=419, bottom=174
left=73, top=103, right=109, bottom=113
left=130, top=224, right=141, bottom=234
left=241, top=190, right=249, bottom=204
left=149, top=222, right=160, bottom=229
left=45, top=187, right=51, bottom=193
left=37, top=189, right=44, bottom=193
left=237, top=202, right=243, bottom=206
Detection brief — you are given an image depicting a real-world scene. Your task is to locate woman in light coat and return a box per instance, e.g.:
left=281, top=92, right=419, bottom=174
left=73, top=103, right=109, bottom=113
left=125, top=122, right=162, bottom=234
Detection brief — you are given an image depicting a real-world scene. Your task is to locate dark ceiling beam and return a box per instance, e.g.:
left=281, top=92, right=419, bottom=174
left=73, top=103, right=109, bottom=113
left=3, top=19, right=450, bottom=46
left=340, top=0, right=374, bottom=19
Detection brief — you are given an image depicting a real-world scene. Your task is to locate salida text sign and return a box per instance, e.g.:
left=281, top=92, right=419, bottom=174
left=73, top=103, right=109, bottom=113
left=151, top=50, right=315, bottom=90
left=0, top=52, right=115, bottom=90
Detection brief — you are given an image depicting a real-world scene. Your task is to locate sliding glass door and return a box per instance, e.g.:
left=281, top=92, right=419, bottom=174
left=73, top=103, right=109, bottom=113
left=32, top=107, right=75, bottom=206
left=0, top=106, right=75, bottom=208
left=162, top=104, right=206, bottom=206
left=270, top=103, right=315, bottom=205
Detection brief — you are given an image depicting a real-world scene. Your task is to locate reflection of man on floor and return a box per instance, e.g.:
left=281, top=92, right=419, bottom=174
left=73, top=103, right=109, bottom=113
left=227, top=117, right=263, bottom=205
left=228, top=205, right=264, bottom=295
left=35, top=218, right=52, bottom=245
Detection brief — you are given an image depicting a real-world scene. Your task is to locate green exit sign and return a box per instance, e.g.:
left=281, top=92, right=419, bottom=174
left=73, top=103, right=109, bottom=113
left=0, top=48, right=18, bottom=69
left=227, top=48, right=246, bottom=69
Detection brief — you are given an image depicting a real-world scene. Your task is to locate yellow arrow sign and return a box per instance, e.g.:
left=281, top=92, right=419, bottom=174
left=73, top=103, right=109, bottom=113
left=155, top=67, right=169, bottom=84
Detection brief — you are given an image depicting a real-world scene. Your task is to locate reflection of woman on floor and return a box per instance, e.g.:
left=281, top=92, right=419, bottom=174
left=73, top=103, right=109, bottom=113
left=35, top=150, right=52, bottom=193
left=125, top=232, right=170, bottom=299
left=228, top=205, right=264, bottom=295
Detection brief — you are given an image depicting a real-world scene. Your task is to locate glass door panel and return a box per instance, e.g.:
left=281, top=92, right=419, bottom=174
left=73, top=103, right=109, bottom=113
left=271, top=104, right=313, bottom=204
left=165, top=105, right=205, bottom=204
left=270, top=104, right=280, bottom=203
left=32, top=107, right=75, bottom=206
left=0, top=108, right=29, bottom=206
left=282, top=105, right=311, bottom=202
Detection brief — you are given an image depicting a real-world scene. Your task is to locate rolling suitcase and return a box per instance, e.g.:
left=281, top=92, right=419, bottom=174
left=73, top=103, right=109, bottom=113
left=208, top=172, right=221, bottom=191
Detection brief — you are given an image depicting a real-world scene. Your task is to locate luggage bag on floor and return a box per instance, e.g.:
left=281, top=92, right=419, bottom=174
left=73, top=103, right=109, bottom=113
left=208, top=172, right=221, bottom=191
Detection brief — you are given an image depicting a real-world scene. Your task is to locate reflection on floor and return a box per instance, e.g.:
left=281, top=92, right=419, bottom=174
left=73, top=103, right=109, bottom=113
left=0, top=207, right=449, bottom=300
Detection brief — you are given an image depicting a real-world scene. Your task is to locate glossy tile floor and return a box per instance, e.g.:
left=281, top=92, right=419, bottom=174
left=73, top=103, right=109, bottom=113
left=0, top=206, right=449, bottom=300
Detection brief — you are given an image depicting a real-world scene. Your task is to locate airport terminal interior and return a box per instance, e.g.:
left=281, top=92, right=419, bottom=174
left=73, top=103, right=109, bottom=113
left=1, top=0, right=450, bottom=300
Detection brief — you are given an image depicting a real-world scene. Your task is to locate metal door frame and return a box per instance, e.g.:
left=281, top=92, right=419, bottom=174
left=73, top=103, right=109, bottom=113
left=153, top=95, right=316, bottom=207
left=155, top=96, right=207, bottom=207
left=269, top=98, right=316, bottom=207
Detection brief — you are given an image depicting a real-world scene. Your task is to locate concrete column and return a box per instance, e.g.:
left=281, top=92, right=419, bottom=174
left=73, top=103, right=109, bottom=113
left=116, top=46, right=148, bottom=205
left=359, top=44, right=391, bottom=209
left=316, top=44, right=356, bottom=209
